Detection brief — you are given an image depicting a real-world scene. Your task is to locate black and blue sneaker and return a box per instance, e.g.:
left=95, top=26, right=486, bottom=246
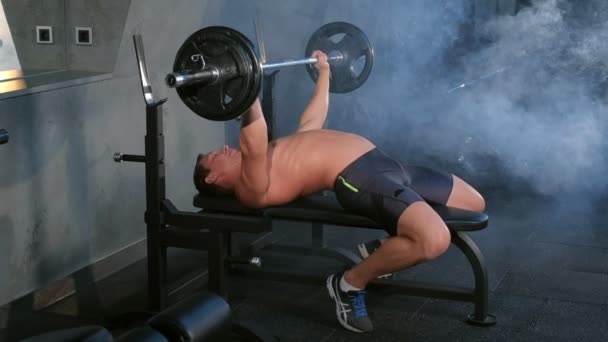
left=326, top=272, right=373, bottom=333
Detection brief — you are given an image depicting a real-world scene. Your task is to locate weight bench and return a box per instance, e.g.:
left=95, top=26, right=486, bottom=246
left=191, top=193, right=496, bottom=326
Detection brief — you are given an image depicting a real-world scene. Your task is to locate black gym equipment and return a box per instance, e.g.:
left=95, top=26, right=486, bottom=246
left=145, top=292, right=232, bottom=342
left=0, top=128, right=8, bottom=145
left=170, top=26, right=262, bottom=121
left=20, top=326, right=113, bottom=342
left=114, top=24, right=496, bottom=329
left=166, top=22, right=374, bottom=121
left=114, top=35, right=272, bottom=341
left=21, top=292, right=240, bottom=342
left=192, top=194, right=496, bottom=326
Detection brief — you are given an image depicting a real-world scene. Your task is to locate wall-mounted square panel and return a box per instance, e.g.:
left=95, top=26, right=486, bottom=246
left=36, top=25, right=53, bottom=44
left=75, top=26, right=92, bottom=45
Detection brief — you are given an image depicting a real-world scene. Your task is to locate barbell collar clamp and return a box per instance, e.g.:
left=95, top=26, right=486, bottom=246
left=166, top=67, right=220, bottom=88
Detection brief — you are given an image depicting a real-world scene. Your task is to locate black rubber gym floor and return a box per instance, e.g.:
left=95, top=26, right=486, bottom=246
left=2, top=193, right=607, bottom=341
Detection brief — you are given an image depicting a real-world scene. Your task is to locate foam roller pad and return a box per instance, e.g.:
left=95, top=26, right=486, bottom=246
left=148, top=292, right=231, bottom=342
left=116, top=326, right=168, bottom=341
left=20, top=325, right=112, bottom=342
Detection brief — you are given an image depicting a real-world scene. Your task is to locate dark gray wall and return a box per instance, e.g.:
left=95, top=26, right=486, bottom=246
left=2, top=0, right=67, bottom=71
left=475, top=0, right=517, bottom=22
left=1, top=0, right=130, bottom=73
left=0, top=0, right=225, bottom=305
left=66, top=0, right=131, bottom=72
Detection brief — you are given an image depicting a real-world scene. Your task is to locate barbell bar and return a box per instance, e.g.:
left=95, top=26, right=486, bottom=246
left=166, top=54, right=344, bottom=89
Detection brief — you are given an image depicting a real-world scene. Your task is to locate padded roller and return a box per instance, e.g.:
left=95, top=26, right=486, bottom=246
left=148, top=292, right=231, bottom=342
left=20, top=325, right=112, bottom=342
left=115, top=326, right=168, bottom=342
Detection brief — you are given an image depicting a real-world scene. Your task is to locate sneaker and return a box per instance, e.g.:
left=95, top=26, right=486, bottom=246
left=357, top=239, right=392, bottom=279
left=326, top=272, right=373, bottom=333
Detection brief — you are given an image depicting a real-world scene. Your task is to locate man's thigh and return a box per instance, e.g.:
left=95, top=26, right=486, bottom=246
left=399, top=164, right=454, bottom=205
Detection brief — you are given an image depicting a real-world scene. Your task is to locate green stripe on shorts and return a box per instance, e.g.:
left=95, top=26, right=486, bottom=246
left=338, top=176, right=359, bottom=193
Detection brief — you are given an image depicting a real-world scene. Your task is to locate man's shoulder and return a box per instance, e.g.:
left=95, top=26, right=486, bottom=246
left=235, top=176, right=275, bottom=207
left=234, top=186, right=267, bottom=209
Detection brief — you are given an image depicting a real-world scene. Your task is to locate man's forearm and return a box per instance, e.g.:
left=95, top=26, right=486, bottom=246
left=239, top=98, right=268, bottom=156
left=240, top=98, right=263, bottom=128
left=299, top=69, right=330, bottom=128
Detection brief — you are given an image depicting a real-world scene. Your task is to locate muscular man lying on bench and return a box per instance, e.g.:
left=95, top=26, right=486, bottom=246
left=193, top=51, right=485, bottom=333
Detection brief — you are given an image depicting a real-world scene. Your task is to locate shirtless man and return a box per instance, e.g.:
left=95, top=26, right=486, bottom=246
left=193, top=51, right=485, bottom=333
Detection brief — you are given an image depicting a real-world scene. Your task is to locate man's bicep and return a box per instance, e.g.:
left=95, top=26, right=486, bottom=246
left=296, top=119, right=324, bottom=132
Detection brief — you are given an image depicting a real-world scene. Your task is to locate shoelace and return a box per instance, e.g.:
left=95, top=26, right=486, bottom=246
left=349, top=290, right=368, bottom=317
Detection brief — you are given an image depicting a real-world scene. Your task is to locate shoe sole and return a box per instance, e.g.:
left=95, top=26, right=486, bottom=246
left=326, top=275, right=364, bottom=333
left=356, top=244, right=392, bottom=279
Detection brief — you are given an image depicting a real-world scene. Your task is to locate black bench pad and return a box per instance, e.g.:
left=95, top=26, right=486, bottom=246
left=193, top=194, right=488, bottom=232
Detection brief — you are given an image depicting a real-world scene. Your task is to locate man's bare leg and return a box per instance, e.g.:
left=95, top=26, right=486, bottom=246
left=359, top=174, right=485, bottom=257
left=345, top=201, right=451, bottom=288
left=326, top=201, right=451, bottom=333
left=446, top=175, right=485, bottom=211
left=327, top=174, right=482, bottom=332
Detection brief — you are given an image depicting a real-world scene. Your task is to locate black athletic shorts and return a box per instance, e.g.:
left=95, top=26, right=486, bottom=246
left=334, top=148, right=453, bottom=236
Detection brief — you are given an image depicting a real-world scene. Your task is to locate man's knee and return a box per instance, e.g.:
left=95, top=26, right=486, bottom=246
left=397, top=224, right=451, bottom=262
left=395, top=201, right=452, bottom=261
left=418, top=226, right=451, bottom=260
left=469, top=193, right=486, bottom=212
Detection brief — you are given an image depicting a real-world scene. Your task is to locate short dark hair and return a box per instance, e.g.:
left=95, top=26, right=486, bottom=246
left=193, top=154, right=229, bottom=196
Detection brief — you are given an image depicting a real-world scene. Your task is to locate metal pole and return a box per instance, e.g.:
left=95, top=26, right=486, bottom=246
left=262, top=55, right=342, bottom=71
left=165, top=68, right=219, bottom=88
left=166, top=54, right=342, bottom=88
left=262, top=57, right=320, bottom=70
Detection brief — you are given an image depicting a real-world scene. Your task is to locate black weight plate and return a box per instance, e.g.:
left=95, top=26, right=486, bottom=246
left=305, top=22, right=374, bottom=93
left=173, top=26, right=261, bottom=121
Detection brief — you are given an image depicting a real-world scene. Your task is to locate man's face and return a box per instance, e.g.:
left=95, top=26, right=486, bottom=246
left=199, top=145, right=241, bottom=183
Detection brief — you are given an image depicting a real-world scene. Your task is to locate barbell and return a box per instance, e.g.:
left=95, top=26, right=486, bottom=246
left=166, top=22, right=374, bottom=121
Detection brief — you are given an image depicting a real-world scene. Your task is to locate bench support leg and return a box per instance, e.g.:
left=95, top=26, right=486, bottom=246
left=147, top=234, right=167, bottom=311
left=451, top=232, right=496, bottom=326
left=208, top=232, right=229, bottom=298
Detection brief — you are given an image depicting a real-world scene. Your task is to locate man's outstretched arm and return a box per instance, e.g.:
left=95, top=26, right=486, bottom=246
left=237, top=98, right=270, bottom=207
left=297, top=51, right=330, bottom=132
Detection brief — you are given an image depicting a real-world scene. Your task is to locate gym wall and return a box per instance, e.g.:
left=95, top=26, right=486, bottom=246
left=2, top=0, right=67, bottom=72
left=0, top=0, right=225, bottom=306
left=2, top=0, right=131, bottom=73
left=65, top=0, right=131, bottom=73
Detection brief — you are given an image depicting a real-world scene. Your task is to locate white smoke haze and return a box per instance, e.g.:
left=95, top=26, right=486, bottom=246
left=454, top=0, right=608, bottom=196
left=339, top=0, right=608, bottom=198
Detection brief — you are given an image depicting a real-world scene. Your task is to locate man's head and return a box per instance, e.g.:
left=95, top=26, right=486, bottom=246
left=193, top=145, right=242, bottom=195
